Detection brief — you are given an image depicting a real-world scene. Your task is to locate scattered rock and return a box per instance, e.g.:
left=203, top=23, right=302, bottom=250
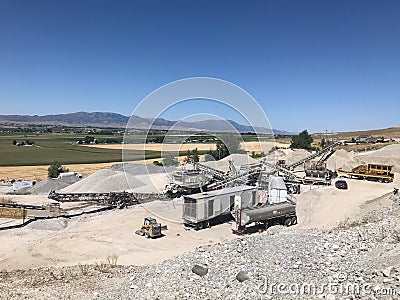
left=235, top=271, right=250, bottom=282
left=129, top=284, right=138, bottom=289
left=382, top=266, right=394, bottom=277
left=192, top=265, right=208, bottom=277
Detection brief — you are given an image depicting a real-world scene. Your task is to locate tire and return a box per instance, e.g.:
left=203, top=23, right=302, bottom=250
left=284, top=218, right=292, bottom=226
left=291, top=216, right=297, bottom=225
left=205, top=221, right=210, bottom=228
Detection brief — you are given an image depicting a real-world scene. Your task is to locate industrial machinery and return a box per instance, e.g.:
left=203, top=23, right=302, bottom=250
left=48, top=191, right=165, bottom=207
left=232, top=177, right=297, bottom=234
left=233, top=201, right=297, bottom=234
left=135, top=217, right=164, bottom=238
left=183, top=186, right=260, bottom=230
left=337, top=164, right=394, bottom=183
left=286, top=141, right=342, bottom=171
left=164, top=168, right=213, bottom=198
left=0, top=202, right=61, bottom=219
left=183, top=177, right=296, bottom=231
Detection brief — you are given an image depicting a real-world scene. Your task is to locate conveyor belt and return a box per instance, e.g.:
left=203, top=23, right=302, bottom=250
left=47, top=191, right=166, bottom=206
left=286, top=141, right=342, bottom=170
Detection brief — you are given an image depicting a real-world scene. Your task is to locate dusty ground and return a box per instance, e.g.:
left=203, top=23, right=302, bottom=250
left=0, top=199, right=236, bottom=271
left=84, top=143, right=217, bottom=151
left=1, top=175, right=398, bottom=272
left=240, top=141, right=290, bottom=152
left=296, top=176, right=398, bottom=229
left=0, top=162, right=118, bottom=181
left=83, top=141, right=290, bottom=152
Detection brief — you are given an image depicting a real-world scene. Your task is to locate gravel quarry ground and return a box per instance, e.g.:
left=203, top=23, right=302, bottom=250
left=0, top=193, right=399, bottom=300
left=1, top=146, right=400, bottom=299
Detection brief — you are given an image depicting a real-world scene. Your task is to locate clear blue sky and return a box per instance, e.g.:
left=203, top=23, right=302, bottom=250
left=1, top=0, right=399, bottom=133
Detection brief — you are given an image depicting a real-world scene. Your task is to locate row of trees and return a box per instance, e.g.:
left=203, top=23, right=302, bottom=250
left=152, top=136, right=245, bottom=166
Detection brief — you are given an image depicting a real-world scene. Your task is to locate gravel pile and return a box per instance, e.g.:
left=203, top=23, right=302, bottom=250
left=60, top=169, right=145, bottom=193
left=263, top=148, right=315, bottom=167
left=26, top=176, right=81, bottom=194
left=201, top=154, right=259, bottom=172
left=111, top=163, right=175, bottom=175
left=327, top=144, right=400, bottom=172
left=360, top=144, right=400, bottom=158
left=326, top=149, right=358, bottom=171
left=359, top=144, right=400, bottom=172
left=25, top=218, right=69, bottom=231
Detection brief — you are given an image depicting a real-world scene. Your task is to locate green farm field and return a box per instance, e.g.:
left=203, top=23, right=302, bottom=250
left=0, top=134, right=160, bottom=166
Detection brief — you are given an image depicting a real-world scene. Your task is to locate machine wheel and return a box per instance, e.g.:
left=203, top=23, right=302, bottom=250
left=205, top=221, right=210, bottom=228
left=284, top=218, right=292, bottom=226
left=145, top=232, right=150, bottom=238
left=195, top=223, right=202, bottom=231
left=291, top=216, right=297, bottom=225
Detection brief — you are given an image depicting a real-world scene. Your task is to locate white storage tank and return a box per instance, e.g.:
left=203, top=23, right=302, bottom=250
left=268, top=176, right=287, bottom=204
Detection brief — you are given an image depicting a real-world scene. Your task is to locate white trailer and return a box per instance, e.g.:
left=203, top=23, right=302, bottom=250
left=58, top=172, right=82, bottom=179
left=183, top=185, right=258, bottom=230
left=12, top=180, right=36, bottom=191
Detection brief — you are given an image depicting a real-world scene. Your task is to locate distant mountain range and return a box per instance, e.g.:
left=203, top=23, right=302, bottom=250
left=0, top=112, right=294, bottom=135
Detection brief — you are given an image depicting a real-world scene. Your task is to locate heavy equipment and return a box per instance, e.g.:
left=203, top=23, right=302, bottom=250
left=135, top=217, right=164, bottom=238
left=182, top=185, right=259, bottom=230
left=286, top=141, right=342, bottom=170
left=336, top=164, right=394, bottom=183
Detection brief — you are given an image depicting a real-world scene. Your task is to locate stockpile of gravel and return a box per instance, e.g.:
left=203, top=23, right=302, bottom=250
left=110, top=163, right=175, bottom=175
left=283, top=149, right=311, bottom=166
left=326, top=149, right=358, bottom=171
left=201, top=154, right=259, bottom=172
left=26, top=218, right=69, bottom=231
left=100, top=196, right=400, bottom=300
left=327, top=144, right=400, bottom=172
left=60, top=169, right=145, bottom=193
left=359, top=144, right=400, bottom=172
left=264, top=148, right=315, bottom=167
left=27, top=176, right=81, bottom=194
